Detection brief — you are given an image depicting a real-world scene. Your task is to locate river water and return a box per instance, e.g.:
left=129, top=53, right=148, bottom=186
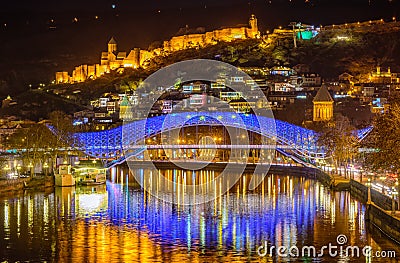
left=0, top=168, right=399, bottom=262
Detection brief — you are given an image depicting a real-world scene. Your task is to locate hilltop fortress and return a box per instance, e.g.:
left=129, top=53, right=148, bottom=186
left=55, top=15, right=399, bottom=84
left=55, top=15, right=260, bottom=84
left=163, top=14, right=259, bottom=52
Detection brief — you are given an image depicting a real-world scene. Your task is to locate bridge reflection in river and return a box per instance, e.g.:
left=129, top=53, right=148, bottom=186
left=0, top=167, right=399, bottom=262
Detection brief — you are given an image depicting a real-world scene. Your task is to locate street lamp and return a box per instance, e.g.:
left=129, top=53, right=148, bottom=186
left=43, top=162, right=49, bottom=176
left=27, top=163, right=33, bottom=177
left=396, top=180, right=399, bottom=211
left=350, top=165, right=354, bottom=180
left=3, top=165, right=11, bottom=178
left=367, top=177, right=372, bottom=204
left=16, top=165, right=21, bottom=177
left=392, top=186, right=396, bottom=214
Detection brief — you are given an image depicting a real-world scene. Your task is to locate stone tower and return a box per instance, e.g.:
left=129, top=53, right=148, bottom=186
left=313, top=86, right=334, bottom=122
left=249, top=14, right=258, bottom=37
left=108, top=37, right=117, bottom=53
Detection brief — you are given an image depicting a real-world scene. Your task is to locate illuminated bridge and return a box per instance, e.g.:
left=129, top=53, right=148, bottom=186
left=55, top=112, right=372, bottom=165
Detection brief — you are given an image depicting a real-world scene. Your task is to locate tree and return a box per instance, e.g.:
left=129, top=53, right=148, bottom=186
left=118, top=79, right=143, bottom=93
left=317, top=115, right=359, bottom=177
left=0, top=155, right=7, bottom=178
left=6, top=124, right=56, bottom=176
left=7, top=111, right=78, bottom=176
left=223, top=46, right=239, bottom=63
left=364, top=99, right=400, bottom=174
left=48, top=111, right=75, bottom=170
left=272, top=45, right=290, bottom=65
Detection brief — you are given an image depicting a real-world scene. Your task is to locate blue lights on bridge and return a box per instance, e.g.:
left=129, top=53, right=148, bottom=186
left=54, top=112, right=371, bottom=162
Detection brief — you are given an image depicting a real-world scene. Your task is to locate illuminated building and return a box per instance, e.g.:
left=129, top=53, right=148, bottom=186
left=101, top=38, right=142, bottom=70
left=55, top=71, right=70, bottom=84
left=189, top=94, right=207, bottom=108
left=182, top=81, right=207, bottom=94
left=313, top=86, right=334, bottom=122
left=371, top=97, right=389, bottom=114
left=163, top=15, right=260, bottom=52
left=55, top=15, right=260, bottom=84
left=270, top=66, right=294, bottom=77
left=273, top=82, right=295, bottom=92
left=267, top=92, right=296, bottom=110
left=119, top=96, right=133, bottom=120
left=56, top=38, right=148, bottom=84
left=161, top=100, right=173, bottom=113
left=228, top=98, right=257, bottom=113
left=369, top=66, right=400, bottom=84
left=301, top=73, right=322, bottom=87
left=296, top=28, right=318, bottom=40
left=219, top=91, right=243, bottom=102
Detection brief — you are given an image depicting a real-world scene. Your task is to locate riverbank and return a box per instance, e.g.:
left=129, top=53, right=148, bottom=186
left=350, top=179, right=400, bottom=244
left=0, top=176, right=54, bottom=198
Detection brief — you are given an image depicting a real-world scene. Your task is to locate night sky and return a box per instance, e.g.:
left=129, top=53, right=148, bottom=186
left=0, top=0, right=399, bottom=87
left=2, top=0, right=399, bottom=44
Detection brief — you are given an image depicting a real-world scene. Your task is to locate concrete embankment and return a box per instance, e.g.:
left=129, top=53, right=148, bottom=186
left=366, top=203, right=400, bottom=244
left=350, top=179, right=398, bottom=210
left=0, top=176, right=54, bottom=197
left=350, top=179, right=400, bottom=244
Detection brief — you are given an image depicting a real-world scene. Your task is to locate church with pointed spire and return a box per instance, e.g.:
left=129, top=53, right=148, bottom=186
left=313, top=86, right=334, bottom=122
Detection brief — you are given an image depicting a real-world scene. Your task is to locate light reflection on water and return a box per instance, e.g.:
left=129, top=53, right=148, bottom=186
left=0, top=169, right=399, bottom=262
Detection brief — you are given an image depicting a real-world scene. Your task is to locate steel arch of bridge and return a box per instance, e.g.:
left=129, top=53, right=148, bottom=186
left=66, top=112, right=372, bottom=163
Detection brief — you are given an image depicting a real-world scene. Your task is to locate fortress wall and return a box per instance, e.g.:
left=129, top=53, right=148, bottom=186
left=56, top=15, right=259, bottom=83
left=139, top=50, right=154, bottom=65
